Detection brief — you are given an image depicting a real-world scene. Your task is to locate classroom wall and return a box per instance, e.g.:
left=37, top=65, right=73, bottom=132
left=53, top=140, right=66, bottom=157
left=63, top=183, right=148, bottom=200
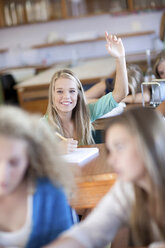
left=0, top=10, right=164, bottom=69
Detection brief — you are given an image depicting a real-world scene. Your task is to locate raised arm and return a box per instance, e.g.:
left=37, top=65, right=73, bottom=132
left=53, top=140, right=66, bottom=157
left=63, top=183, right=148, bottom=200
left=105, top=32, right=128, bottom=102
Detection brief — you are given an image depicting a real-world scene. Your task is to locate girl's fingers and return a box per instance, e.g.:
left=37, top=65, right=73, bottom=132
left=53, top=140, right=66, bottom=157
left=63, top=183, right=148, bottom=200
left=68, top=145, right=77, bottom=153
left=105, top=31, right=108, bottom=38
left=105, top=33, right=109, bottom=43
left=105, top=32, right=112, bottom=41
left=70, top=140, right=78, bottom=146
left=70, top=144, right=78, bottom=149
left=106, top=31, right=121, bottom=44
left=116, top=38, right=122, bottom=45
left=67, top=139, right=78, bottom=149
left=106, top=43, right=112, bottom=51
left=67, top=138, right=78, bottom=144
left=113, top=35, right=117, bottom=41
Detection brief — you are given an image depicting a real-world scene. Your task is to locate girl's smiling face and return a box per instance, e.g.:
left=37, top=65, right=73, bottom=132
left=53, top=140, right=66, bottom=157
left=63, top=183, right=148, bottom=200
left=54, top=77, right=78, bottom=115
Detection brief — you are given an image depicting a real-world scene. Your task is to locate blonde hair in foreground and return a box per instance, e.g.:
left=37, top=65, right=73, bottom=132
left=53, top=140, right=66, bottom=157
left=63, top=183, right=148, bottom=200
left=0, top=106, right=74, bottom=195
left=46, top=69, right=94, bottom=145
left=106, top=107, right=165, bottom=246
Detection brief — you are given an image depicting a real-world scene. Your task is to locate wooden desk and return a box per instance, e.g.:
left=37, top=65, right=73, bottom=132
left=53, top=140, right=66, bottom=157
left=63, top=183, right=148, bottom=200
left=15, top=57, right=116, bottom=114
left=69, top=143, right=117, bottom=210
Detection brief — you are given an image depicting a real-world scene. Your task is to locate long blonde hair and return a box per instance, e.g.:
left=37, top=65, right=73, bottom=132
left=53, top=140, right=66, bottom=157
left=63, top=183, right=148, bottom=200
left=0, top=105, right=74, bottom=194
left=46, top=69, right=94, bottom=145
left=106, top=107, right=165, bottom=246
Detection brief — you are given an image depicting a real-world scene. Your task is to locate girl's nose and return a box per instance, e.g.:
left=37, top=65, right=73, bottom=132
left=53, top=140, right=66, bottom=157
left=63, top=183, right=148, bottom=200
left=63, top=91, right=69, bottom=98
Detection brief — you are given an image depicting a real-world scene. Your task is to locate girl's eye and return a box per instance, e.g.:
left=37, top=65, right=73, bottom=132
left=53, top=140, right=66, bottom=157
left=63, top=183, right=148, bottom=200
left=57, top=90, right=63, bottom=94
left=70, top=90, right=76, bottom=93
left=116, top=144, right=124, bottom=151
left=9, top=158, right=20, bottom=167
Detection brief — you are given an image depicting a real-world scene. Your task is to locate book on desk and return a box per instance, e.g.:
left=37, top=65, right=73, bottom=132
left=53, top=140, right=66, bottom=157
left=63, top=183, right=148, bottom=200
left=62, top=147, right=99, bottom=166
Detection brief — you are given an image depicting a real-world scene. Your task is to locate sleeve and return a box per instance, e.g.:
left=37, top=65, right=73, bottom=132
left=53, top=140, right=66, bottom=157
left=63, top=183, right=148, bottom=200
left=26, top=179, right=77, bottom=247
left=39, top=114, right=48, bottom=123
left=88, top=92, right=119, bottom=122
left=62, top=181, right=134, bottom=248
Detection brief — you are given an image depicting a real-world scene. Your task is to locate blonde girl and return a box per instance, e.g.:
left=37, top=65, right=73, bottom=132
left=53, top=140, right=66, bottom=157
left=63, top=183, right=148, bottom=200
left=0, top=106, right=75, bottom=247
left=44, top=107, right=165, bottom=248
left=44, top=32, right=128, bottom=153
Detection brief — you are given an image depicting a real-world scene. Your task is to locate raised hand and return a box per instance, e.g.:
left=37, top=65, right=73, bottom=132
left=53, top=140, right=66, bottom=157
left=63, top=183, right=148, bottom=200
left=105, top=32, right=125, bottom=58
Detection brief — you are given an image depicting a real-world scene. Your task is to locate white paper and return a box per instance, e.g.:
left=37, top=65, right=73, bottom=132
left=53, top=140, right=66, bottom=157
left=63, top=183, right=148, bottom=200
left=62, top=147, right=99, bottom=166
left=98, top=102, right=126, bottom=119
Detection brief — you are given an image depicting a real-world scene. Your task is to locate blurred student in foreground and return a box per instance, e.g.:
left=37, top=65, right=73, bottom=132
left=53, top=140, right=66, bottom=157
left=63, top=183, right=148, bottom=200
left=43, top=107, right=165, bottom=248
left=0, top=106, right=75, bottom=247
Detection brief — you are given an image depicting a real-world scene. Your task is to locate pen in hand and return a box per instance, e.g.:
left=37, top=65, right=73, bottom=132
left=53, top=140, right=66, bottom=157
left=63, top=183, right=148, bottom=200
left=55, top=132, right=78, bottom=154
left=55, top=131, right=67, bottom=141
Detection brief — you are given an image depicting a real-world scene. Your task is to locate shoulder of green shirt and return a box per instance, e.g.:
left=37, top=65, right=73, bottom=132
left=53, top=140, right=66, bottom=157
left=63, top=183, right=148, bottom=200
left=40, top=114, right=48, bottom=122
left=88, top=92, right=119, bottom=122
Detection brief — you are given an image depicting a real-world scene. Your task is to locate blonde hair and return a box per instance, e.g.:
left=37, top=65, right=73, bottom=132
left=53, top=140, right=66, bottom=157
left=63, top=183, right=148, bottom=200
left=0, top=105, right=74, bottom=194
left=106, top=107, right=165, bottom=245
left=127, top=64, right=144, bottom=97
left=153, top=51, right=165, bottom=79
left=46, top=69, right=94, bottom=145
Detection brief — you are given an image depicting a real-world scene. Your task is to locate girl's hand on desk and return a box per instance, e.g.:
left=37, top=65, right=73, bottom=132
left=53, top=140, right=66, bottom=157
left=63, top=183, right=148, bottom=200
left=105, top=32, right=125, bottom=59
left=59, top=138, right=78, bottom=154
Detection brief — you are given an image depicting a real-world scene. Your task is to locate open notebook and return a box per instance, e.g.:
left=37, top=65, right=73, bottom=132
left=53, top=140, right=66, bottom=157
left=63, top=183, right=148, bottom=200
left=62, top=147, right=99, bottom=166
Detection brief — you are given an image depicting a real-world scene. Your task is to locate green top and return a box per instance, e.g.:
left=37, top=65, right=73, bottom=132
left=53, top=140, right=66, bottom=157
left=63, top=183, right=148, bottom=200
left=42, top=92, right=118, bottom=123
left=41, top=92, right=118, bottom=144
left=88, top=92, right=118, bottom=122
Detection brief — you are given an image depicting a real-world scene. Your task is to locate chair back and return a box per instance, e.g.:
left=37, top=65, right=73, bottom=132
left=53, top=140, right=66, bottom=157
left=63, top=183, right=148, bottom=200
left=0, top=74, right=18, bottom=105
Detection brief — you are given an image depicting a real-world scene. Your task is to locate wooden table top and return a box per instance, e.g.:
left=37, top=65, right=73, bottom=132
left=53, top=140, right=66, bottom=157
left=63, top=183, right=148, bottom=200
left=69, top=143, right=117, bottom=210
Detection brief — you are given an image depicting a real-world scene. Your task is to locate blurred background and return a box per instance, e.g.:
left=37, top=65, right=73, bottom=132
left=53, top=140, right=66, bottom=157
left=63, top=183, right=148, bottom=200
left=0, top=0, right=164, bottom=69
left=0, top=0, right=164, bottom=111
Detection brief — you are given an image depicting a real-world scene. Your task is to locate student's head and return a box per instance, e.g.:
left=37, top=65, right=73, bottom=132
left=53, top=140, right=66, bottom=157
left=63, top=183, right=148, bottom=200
left=0, top=106, right=73, bottom=196
left=106, top=107, right=165, bottom=188
left=47, top=69, right=93, bottom=145
left=48, top=69, right=86, bottom=114
left=127, top=64, right=144, bottom=96
left=153, top=51, right=165, bottom=79
left=0, top=133, right=28, bottom=196
left=106, top=107, right=165, bottom=244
